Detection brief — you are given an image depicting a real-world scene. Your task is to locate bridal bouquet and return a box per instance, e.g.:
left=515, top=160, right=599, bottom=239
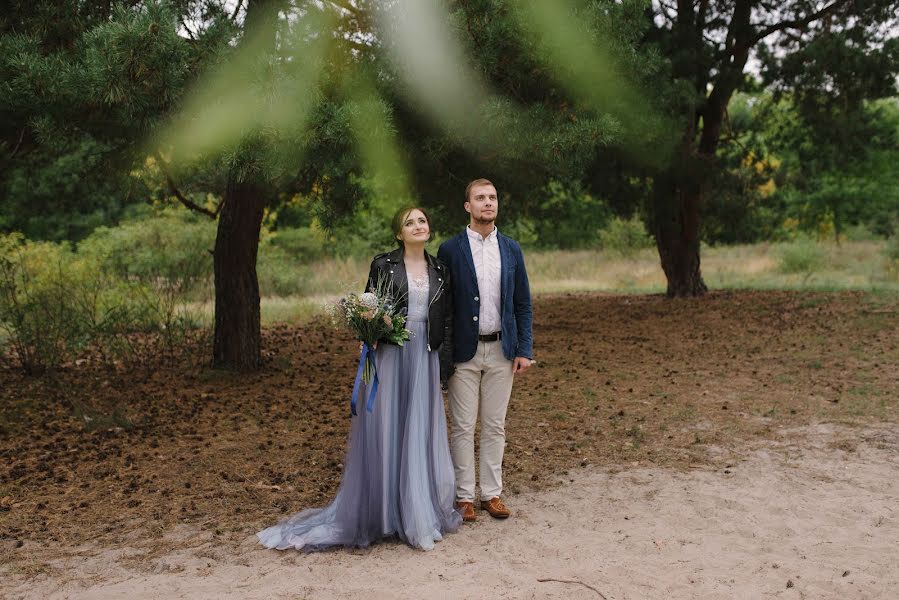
left=336, top=275, right=411, bottom=414
left=337, top=279, right=412, bottom=414
left=338, top=291, right=412, bottom=361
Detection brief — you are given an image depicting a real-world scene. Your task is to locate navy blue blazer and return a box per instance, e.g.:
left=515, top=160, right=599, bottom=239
left=437, top=229, right=533, bottom=363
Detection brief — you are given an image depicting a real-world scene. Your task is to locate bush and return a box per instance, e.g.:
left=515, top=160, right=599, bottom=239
left=256, top=226, right=334, bottom=296
left=79, top=209, right=215, bottom=298
left=502, top=218, right=539, bottom=248
left=598, top=216, right=654, bottom=256
left=777, top=237, right=824, bottom=276
left=0, top=234, right=87, bottom=373
left=527, top=181, right=612, bottom=249
left=885, top=237, right=899, bottom=261
left=884, top=235, right=899, bottom=280
left=843, top=223, right=883, bottom=242
left=322, top=208, right=398, bottom=259
left=257, top=243, right=313, bottom=296
left=266, top=226, right=329, bottom=263
left=1, top=223, right=207, bottom=374
left=79, top=210, right=214, bottom=333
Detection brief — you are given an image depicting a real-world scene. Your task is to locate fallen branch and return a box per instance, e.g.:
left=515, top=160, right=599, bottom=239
left=537, top=578, right=608, bottom=599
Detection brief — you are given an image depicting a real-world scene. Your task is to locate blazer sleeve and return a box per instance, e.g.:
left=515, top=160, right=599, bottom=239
left=437, top=241, right=450, bottom=269
left=512, top=242, right=533, bottom=359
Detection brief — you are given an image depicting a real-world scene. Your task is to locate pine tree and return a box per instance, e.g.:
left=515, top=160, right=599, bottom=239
left=642, top=0, right=898, bottom=296
left=0, top=2, right=193, bottom=239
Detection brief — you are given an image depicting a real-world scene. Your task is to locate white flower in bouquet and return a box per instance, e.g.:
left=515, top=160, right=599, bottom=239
left=359, top=292, right=379, bottom=309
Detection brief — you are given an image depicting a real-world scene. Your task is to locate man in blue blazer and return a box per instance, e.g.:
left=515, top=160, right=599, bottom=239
left=438, top=178, right=534, bottom=522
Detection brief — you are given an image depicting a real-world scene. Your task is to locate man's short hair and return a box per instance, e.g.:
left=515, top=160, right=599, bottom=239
left=464, top=178, right=495, bottom=203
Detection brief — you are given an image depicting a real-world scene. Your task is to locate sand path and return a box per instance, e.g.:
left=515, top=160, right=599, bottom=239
left=4, top=423, right=897, bottom=600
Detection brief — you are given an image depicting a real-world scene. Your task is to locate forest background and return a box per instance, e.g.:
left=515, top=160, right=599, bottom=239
left=2, top=3, right=899, bottom=593
left=1, top=0, right=897, bottom=372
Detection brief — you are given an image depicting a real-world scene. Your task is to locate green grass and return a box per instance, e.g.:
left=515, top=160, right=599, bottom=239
left=173, top=240, right=899, bottom=325
left=705, top=240, right=899, bottom=292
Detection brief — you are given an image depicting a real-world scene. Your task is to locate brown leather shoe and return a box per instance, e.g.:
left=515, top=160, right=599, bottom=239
left=455, top=501, right=476, bottom=522
left=480, top=496, right=511, bottom=519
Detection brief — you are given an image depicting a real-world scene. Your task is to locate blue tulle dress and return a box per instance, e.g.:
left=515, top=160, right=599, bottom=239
left=257, top=273, right=461, bottom=551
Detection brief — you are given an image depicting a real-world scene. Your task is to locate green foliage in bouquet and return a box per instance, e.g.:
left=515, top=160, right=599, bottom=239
left=337, top=272, right=411, bottom=349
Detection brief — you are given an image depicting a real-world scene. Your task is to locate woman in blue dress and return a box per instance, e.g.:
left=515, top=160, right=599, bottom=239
left=257, top=207, right=461, bottom=551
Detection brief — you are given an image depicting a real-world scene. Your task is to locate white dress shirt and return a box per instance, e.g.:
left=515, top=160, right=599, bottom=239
left=467, top=225, right=502, bottom=334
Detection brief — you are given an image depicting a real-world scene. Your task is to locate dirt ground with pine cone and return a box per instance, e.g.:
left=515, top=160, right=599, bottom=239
left=2, top=291, right=897, bottom=598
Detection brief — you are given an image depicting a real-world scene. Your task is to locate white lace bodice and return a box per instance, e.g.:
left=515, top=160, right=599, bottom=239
left=406, top=272, right=429, bottom=321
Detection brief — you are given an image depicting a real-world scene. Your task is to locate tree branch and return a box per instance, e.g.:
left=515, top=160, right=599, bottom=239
left=153, top=152, right=219, bottom=219
left=537, top=578, right=608, bottom=599
left=179, top=16, right=197, bottom=41
left=344, top=37, right=374, bottom=52
left=10, top=127, right=26, bottom=158
left=230, top=0, right=245, bottom=22
left=324, top=0, right=362, bottom=17
left=723, top=0, right=751, bottom=54
left=657, top=0, right=677, bottom=25
left=749, top=0, right=852, bottom=46
left=697, top=0, right=710, bottom=30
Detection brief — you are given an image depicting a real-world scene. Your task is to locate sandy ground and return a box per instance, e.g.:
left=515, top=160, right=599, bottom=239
left=3, top=422, right=897, bottom=600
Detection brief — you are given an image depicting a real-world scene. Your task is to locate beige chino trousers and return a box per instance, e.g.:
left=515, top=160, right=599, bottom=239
left=447, top=340, right=514, bottom=502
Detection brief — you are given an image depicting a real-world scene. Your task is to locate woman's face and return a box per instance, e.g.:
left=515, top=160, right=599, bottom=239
left=398, top=209, right=430, bottom=244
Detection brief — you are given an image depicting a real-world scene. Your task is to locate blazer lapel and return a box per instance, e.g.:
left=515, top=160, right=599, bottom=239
left=498, top=233, right=510, bottom=306
left=458, top=231, right=479, bottom=288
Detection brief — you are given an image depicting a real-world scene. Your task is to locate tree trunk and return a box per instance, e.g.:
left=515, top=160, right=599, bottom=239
left=209, top=0, right=279, bottom=371
left=648, top=0, right=753, bottom=298
left=652, top=169, right=708, bottom=298
left=212, top=174, right=267, bottom=370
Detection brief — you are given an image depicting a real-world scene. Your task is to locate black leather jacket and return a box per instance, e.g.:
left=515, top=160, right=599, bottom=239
left=366, top=248, right=454, bottom=383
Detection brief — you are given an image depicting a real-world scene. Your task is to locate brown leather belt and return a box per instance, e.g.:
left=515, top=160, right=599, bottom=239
left=478, top=332, right=501, bottom=342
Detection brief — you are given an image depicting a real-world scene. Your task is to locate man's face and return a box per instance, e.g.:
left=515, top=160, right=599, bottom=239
left=465, top=184, right=498, bottom=225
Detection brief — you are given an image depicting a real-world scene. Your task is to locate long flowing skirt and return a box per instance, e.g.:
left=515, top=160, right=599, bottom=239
left=256, top=320, right=461, bottom=551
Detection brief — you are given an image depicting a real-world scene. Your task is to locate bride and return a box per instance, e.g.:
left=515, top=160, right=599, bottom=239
left=257, top=207, right=461, bottom=551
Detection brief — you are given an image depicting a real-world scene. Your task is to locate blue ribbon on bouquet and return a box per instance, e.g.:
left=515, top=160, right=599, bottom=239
left=350, top=342, right=379, bottom=416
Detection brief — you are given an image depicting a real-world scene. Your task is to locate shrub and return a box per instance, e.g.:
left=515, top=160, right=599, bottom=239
left=257, top=243, right=313, bottom=296
left=843, top=223, right=883, bottom=242
left=79, top=210, right=215, bottom=334
left=502, top=218, right=539, bottom=249
left=0, top=234, right=86, bottom=373
left=266, top=226, right=329, bottom=263
left=777, top=237, right=824, bottom=276
left=79, top=210, right=215, bottom=297
left=884, top=235, right=899, bottom=262
left=1, top=224, right=206, bottom=374
left=598, top=216, right=654, bottom=256
left=326, top=209, right=398, bottom=259
left=884, top=235, right=899, bottom=280
left=528, top=181, right=612, bottom=249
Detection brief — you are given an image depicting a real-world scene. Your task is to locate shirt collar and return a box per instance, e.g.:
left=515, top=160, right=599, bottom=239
left=466, top=225, right=498, bottom=242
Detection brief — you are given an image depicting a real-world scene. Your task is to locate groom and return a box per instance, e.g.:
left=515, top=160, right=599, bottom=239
left=438, top=178, right=534, bottom=522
